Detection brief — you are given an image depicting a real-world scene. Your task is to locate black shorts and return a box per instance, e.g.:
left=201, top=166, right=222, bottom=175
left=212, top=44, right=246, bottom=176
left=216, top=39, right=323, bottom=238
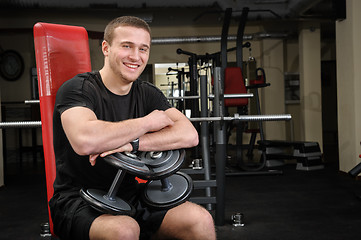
left=49, top=184, right=168, bottom=240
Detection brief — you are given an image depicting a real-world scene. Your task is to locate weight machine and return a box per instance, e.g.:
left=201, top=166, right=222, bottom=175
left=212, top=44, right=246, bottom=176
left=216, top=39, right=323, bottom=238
left=173, top=7, right=292, bottom=226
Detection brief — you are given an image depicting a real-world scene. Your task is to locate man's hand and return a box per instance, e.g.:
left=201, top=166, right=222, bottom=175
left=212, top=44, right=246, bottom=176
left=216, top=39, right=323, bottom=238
left=88, top=143, right=133, bottom=166
left=143, top=110, right=175, bottom=132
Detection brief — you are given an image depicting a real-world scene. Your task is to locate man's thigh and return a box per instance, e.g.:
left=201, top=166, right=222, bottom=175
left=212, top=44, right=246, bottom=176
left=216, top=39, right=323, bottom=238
left=154, top=201, right=214, bottom=239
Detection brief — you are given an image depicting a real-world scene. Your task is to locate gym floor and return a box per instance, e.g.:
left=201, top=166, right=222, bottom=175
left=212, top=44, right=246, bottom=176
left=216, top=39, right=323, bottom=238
left=1, top=149, right=361, bottom=240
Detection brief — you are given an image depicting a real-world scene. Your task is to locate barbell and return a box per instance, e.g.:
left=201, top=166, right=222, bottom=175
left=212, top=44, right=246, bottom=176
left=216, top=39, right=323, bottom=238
left=0, top=113, right=290, bottom=129
left=167, top=93, right=254, bottom=100
left=189, top=114, right=291, bottom=122
left=0, top=121, right=41, bottom=128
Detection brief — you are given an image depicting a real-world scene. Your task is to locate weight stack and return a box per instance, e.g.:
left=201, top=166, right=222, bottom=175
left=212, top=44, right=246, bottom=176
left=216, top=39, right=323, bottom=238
left=293, top=142, right=324, bottom=171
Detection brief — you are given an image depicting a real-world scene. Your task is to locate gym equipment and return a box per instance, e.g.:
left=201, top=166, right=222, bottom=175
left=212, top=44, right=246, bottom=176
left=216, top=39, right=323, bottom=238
left=175, top=7, right=292, bottom=226
left=0, top=120, right=41, bottom=128
left=231, top=212, right=245, bottom=227
left=221, top=7, right=272, bottom=172
left=167, top=93, right=254, bottom=100
left=0, top=100, right=42, bottom=128
left=80, top=166, right=136, bottom=216
left=34, top=22, right=92, bottom=235
left=143, top=171, right=193, bottom=209
left=40, top=222, right=51, bottom=237
left=80, top=149, right=193, bottom=214
left=104, top=150, right=185, bottom=179
left=189, top=114, right=291, bottom=122
left=139, top=151, right=193, bottom=209
left=258, top=140, right=323, bottom=170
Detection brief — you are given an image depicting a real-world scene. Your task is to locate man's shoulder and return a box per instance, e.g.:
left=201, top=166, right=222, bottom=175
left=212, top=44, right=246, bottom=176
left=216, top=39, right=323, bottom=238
left=61, top=71, right=99, bottom=89
left=137, top=80, right=159, bottom=91
left=69, top=71, right=99, bottom=83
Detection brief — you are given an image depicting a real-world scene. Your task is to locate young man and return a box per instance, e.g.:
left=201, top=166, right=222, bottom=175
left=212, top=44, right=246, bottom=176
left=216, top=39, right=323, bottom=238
left=50, top=16, right=216, bottom=240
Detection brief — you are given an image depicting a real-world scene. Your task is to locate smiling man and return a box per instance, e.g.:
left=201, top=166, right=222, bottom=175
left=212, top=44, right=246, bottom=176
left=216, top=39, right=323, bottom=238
left=49, top=16, right=216, bottom=240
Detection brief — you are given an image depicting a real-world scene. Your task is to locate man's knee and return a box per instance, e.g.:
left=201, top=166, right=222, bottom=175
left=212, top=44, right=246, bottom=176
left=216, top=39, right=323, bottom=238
left=90, top=215, right=140, bottom=240
left=112, top=219, right=140, bottom=240
left=190, top=205, right=215, bottom=235
left=178, top=203, right=216, bottom=239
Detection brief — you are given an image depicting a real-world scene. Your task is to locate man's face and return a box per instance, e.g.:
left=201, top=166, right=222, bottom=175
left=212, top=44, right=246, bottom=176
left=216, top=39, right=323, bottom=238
left=104, top=26, right=150, bottom=83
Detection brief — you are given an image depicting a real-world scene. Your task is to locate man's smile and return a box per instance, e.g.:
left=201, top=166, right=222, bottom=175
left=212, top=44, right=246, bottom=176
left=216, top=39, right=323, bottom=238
left=124, top=63, right=139, bottom=69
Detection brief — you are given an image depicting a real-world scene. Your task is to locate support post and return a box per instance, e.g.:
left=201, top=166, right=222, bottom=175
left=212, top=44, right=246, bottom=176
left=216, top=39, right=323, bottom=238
left=199, top=75, right=212, bottom=210
left=213, top=67, right=226, bottom=226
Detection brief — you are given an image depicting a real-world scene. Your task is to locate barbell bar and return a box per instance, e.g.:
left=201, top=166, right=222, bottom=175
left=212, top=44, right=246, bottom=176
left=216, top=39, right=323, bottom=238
left=0, top=114, right=291, bottom=129
left=189, top=114, right=292, bottom=122
left=0, top=121, right=42, bottom=129
left=167, top=93, right=254, bottom=100
left=24, top=100, right=40, bottom=104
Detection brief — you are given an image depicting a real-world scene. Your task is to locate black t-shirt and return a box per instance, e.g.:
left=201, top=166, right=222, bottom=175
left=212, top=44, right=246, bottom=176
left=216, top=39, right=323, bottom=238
left=52, top=71, right=171, bottom=198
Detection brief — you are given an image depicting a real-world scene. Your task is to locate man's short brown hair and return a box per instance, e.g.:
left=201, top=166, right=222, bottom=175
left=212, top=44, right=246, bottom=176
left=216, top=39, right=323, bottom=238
left=104, top=16, right=151, bottom=45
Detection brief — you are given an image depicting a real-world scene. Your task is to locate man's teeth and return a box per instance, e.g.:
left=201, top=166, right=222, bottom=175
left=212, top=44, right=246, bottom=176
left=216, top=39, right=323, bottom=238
left=126, top=64, right=138, bottom=69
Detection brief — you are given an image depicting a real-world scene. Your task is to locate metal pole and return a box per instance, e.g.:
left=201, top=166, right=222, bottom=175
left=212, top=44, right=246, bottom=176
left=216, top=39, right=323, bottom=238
left=188, top=54, right=201, bottom=159
left=213, top=7, right=232, bottom=226
left=0, top=121, right=42, bottom=128
left=24, top=100, right=40, bottom=104
left=150, top=32, right=288, bottom=45
left=106, top=169, right=126, bottom=201
left=213, top=66, right=227, bottom=226
left=167, top=93, right=253, bottom=100
left=199, top=75, right=212, bottom=210
left=236, top=7, right=249, bottom=70
left=189, top=114, right=291, bottom=122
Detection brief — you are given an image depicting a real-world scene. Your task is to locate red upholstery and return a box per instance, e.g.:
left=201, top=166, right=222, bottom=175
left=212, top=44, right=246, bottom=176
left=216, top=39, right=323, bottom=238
left=250, top=75, right=265, bottom=85
left=33, top=22, right=91, bottom=234
left=224, top=67, right=248, bottom=107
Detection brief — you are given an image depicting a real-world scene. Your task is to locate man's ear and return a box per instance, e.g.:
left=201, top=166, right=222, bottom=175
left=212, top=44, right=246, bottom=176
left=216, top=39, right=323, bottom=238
left=102, top=40, right=109, bottom=56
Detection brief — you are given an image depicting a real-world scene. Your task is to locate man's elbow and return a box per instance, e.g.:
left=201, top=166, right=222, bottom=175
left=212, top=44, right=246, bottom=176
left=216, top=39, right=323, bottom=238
left=69, top=137, right=97, bottom=156
left=191, top=133, right=199, bottom=147
left=186, top=128, right=199, bottom=148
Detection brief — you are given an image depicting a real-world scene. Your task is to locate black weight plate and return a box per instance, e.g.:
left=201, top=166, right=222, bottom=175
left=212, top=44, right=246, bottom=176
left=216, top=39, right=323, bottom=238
left=147, top=149, right=185, bottom=180
left=142, top=172, right=193, bottom=209
left=103, top=153, right=151, bottom=177
left=80, top=188, right=136, bottom=216
left=103, top=150, right=185, bottom=180
left=140, top=151, right=173, bottom=167
left=113, top=152, right=145, bottom=167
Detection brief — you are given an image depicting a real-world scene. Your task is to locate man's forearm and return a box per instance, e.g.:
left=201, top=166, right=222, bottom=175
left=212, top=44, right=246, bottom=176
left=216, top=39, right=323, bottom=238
left=63, top=107, right=176, bottom=156
left=138, top=117, right=199, bottom=152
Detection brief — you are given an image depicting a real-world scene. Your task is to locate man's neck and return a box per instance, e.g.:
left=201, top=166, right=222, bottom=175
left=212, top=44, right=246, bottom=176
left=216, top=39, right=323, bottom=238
left=99, top=68, right=133, bottom=96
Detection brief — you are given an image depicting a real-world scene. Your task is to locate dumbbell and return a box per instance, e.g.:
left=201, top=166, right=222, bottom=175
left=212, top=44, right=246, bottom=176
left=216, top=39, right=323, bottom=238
left=80, top=149, right=192, bottom=215
left=139, top=151, right=193, bottom=209
left=79, top=164, right=136, bottom=216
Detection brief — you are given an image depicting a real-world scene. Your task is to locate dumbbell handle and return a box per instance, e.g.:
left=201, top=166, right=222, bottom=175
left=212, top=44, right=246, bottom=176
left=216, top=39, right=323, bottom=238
left=161, top=178, right=173, bottom=192
left=105, top=169, right=126, bottom=201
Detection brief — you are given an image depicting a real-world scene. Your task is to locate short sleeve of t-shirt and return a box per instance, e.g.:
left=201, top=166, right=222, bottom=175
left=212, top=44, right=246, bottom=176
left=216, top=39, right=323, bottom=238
left=138, top=81, right=171, bottom=115
left=55, top=73, right=98, bottom=116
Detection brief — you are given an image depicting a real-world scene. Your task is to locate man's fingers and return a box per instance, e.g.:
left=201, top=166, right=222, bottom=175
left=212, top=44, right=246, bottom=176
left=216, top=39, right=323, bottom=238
left=89, top=154, right=99, bottom=166
left=100, top=150, right=116, bottom=158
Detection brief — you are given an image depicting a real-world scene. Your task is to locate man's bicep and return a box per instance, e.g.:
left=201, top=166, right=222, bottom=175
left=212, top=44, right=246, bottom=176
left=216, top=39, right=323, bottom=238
left=61, top=107, right=97, bottom=149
